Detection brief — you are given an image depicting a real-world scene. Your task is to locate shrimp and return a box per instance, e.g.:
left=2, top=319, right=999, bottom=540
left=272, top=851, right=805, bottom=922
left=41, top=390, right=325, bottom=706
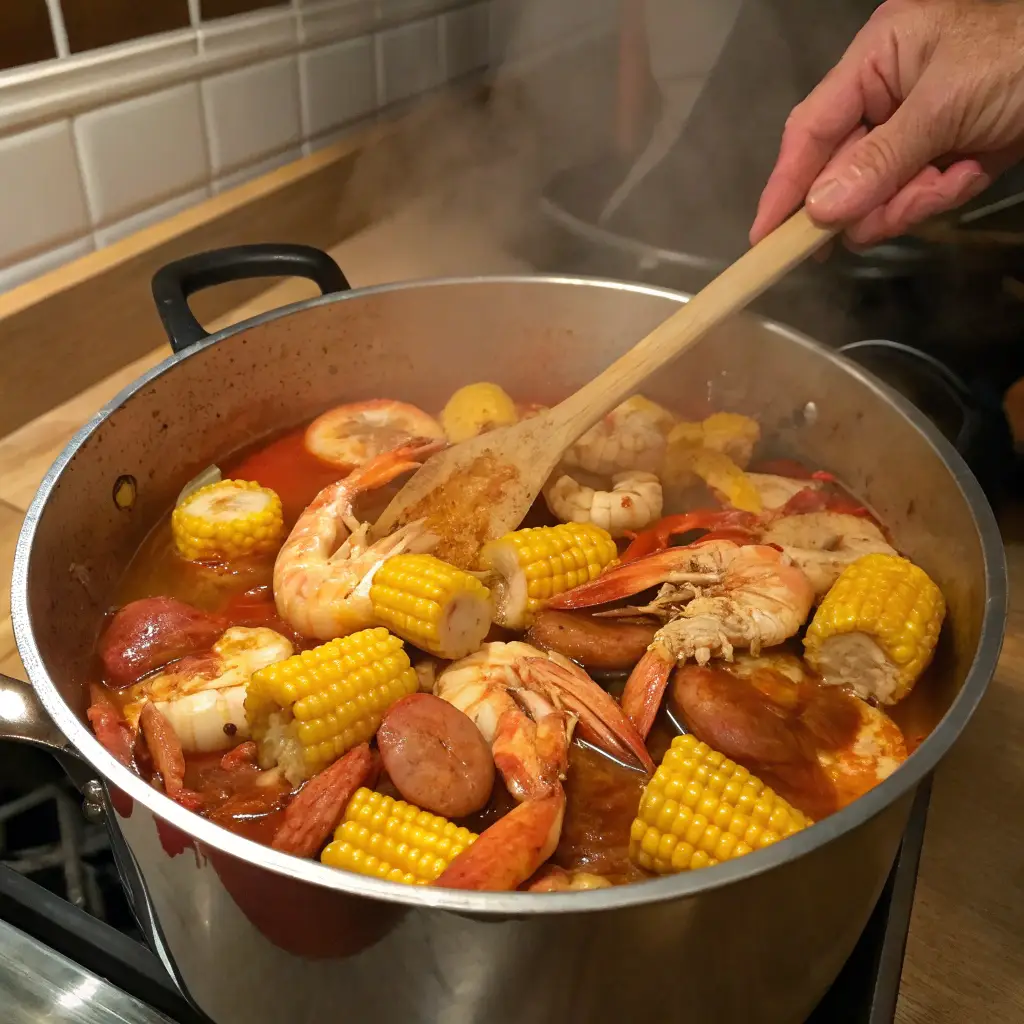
left=549, top=540, right=814, bottom=738
left=304, top=400, right=445, bottom=471
left=563, top=395, right=675, bottom=476
left=436, top=642, right=654, bottom=785
left=544, top=470, right=663, bottom=538
left=430, top=642, right=653, bottom=890
left=273, top=439, right=443, bottom=639
left=671, top=654, right=907, bottom=817
left=746, top=473, right=821, bottom=512
left=761, top=511, right=896, bottom=596
left=123, top=627, right=294, bottom=753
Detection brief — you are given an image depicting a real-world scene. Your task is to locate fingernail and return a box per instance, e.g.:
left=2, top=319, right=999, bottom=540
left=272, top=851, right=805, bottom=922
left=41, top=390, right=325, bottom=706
left=807, top=177, right=850, bottom=213
left=960, top=170, right=988, bottom=201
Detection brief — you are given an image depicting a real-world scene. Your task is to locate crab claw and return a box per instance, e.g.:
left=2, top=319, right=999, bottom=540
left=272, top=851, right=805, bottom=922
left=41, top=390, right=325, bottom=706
left=620, top=509, right=759, bottom=563
left=620, top=647, right=674, bottom=740
left=547, top=541, right=737, bottom=611
left=433, top=790, right=566, bottom=891
left=518, top=657, right=655, bottom=773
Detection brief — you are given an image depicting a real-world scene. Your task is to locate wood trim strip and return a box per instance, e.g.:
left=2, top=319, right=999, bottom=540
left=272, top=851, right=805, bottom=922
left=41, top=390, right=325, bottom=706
left=0, top=86, right=485, bottom=438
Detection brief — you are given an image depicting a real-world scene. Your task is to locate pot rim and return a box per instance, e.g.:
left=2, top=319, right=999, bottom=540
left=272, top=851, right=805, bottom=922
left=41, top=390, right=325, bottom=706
left=11, top=273, right=1008, bottom=916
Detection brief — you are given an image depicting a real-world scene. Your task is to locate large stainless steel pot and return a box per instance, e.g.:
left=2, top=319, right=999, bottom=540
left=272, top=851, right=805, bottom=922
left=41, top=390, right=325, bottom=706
left=0, top=243, right=1007, bottom=1024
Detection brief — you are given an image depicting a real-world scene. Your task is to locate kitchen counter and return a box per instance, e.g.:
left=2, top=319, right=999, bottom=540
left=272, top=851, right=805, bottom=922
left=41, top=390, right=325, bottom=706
left=1, top=199, right=1023, bottom=1024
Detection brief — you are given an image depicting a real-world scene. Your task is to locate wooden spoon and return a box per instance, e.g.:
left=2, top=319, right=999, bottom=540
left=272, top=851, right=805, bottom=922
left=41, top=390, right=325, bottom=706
left=372, top=208, right=834, bottom=568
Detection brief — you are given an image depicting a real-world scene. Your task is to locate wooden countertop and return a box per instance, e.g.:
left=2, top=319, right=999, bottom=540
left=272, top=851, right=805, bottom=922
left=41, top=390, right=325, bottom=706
left=1, top=202, right=1022, bottom=1023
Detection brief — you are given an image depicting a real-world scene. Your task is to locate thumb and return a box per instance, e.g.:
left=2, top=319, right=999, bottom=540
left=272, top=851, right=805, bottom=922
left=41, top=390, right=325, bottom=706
left=806, top=92, right=944, bottom=224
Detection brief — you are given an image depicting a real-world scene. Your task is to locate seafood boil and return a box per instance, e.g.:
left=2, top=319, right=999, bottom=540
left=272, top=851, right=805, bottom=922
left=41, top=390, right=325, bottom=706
left=87, top=384, right=946, bottom=892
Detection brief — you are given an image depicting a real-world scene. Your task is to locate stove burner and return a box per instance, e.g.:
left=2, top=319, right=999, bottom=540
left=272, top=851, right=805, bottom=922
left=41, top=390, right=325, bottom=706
left=0, top=781, right=108, bottom=915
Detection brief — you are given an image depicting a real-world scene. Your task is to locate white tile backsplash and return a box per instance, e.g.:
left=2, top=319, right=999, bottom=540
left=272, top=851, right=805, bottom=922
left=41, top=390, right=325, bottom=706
left=0, top=120, right=89, bottom=267
left=0, top=236, right=94, bottom=294
left=443, top=3, right=490, bottom=79
left=303, top=112, right=378, bottom=154
left=211, top=147, right=304, bottom=195
left=0, top=4, right=494, bottom=294
left=300, top=0, right=376, bottom=44
left=378, top=18, right=443, bottom=105
left=376, top=0, right=452, bottom=25
left=198, top=6, right=300, bottom=55
left=93, top=186, right=211, bottom=247
left=202, top=56, right=303, bottom=175
left=75, top=83, right=209, bottom=226
left=300, top=36, right=377, bottom=138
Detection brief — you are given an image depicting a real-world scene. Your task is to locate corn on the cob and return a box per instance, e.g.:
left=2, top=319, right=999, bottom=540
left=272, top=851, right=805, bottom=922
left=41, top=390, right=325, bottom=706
left=479, top=522, right=619, bottom=630
left=664, top=412, right=760, bottom=467
left=321, top=787, right=477, bottom=884
left=803, top=552, right=945, bottom=705
left=245, top=627, right=418, bottom=786
left=699, top=412, right=761, bottom=468
left=441, top=382, right=519, bottom=443
left=368, top=553, right=492, bottom=659
left=629, top=733, right=809, bottom=875
left=172, top=479, right=284, bottom=562
left=662, top=428, right=763, bottom=514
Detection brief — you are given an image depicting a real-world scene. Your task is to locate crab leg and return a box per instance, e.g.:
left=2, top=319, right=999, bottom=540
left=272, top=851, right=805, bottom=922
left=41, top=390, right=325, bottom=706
left=620, top=509, right=759, bottom=562
left=547, top=541, right=736, bottom=611
left=433, top=790, right=566, bottom=891
left=619, top=648, right=675, bottom=740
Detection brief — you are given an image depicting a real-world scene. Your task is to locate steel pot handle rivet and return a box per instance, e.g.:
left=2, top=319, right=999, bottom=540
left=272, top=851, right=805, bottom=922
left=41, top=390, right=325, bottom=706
left=82, top=779, right=107, bottom=823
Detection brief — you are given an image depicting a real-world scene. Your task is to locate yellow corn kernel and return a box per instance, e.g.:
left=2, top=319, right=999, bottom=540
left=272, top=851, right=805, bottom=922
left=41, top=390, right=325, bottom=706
left=441, top=382, right=519, bottom=444
left=321, top=788, right=477, bottom=884
left=172, top=479, right=284, bottom=562
left=662, top=427, right=763, bottom=514
left=245, top=628, right=418, bottom=786
left=699, top=413, right=761, bottom=468
left=478, top=522, right=619, bottom=629
left=664, top=413, right=760, bottom=469
left=369, top=553, right=492, bottom=660
left=804, top=552, right=945, bottom=705
left=629, top=733, right=809, bottom=875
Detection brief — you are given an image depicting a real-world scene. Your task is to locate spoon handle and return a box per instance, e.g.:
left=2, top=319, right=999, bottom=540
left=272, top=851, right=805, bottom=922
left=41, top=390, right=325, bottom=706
left=550, top=208, right=835, bottom=443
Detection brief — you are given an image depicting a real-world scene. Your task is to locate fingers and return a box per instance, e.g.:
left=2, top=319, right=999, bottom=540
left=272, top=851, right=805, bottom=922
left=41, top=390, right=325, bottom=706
left=805, top=78, right=949, bottom=225
left=750, top=59, right=870, bottom=244
left=842, top=159, right=990, bottom=247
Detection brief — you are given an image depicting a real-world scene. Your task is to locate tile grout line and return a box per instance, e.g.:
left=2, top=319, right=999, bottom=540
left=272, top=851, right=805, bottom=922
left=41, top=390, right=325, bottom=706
left=43, top=0, right=71, bottom=59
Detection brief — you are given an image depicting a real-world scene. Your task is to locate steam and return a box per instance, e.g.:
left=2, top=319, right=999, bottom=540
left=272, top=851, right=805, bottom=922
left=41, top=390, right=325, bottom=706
left=337, top=0, right=870, bottom=313
left=598, top=0, right=742, bottom=223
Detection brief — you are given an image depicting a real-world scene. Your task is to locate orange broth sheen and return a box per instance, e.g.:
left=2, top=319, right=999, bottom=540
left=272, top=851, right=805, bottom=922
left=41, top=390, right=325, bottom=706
left=97, top=413, right=944, bottom=875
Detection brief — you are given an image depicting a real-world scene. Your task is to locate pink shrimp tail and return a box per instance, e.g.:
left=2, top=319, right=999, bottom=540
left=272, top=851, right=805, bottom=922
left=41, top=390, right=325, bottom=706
left=621, top=647, right=674, bottom=740
left=518, top=658, right=655, bottom=773
left=345, top=437, right=445, bottom=493
left=491, top=706, right=567, bottom=802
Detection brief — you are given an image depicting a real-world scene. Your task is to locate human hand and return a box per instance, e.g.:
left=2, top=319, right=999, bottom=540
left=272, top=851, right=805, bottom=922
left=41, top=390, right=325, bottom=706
left=750, top=0, right=1024, bottom=248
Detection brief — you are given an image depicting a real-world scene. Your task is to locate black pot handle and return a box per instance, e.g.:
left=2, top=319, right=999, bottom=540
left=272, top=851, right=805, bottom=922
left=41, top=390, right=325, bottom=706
left=837, top=339, right=980, bottom=457
left=152, top=243, right=351, bottom=354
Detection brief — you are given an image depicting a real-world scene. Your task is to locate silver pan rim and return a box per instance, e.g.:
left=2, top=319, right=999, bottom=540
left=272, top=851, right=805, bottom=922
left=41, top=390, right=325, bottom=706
left=11, top=273, right=1008, bottom=916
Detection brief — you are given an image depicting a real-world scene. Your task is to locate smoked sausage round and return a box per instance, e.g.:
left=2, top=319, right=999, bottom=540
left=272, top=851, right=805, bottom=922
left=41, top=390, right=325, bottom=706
left=526, top=610, right=657, bottom=671
left=377, top=694, right=494, bottom=818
